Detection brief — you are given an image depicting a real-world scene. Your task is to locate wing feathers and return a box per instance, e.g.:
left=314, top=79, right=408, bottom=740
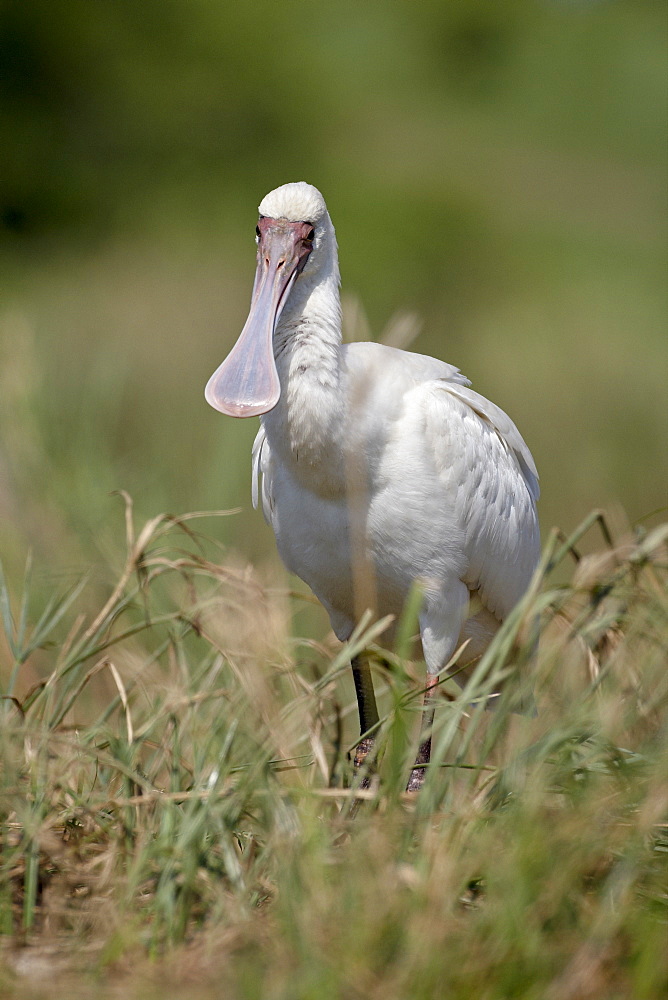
left=440, top=383, right=540, bottom=502
left=251, top=426, right=273, bottom=518
left=424, top=380, right=540, bottom=618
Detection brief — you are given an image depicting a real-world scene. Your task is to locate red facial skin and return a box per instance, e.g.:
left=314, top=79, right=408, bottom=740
left=205, top=218, right=314, bottom=417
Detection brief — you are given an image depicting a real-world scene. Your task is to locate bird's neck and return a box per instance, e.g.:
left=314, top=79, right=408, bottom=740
left=262, top=269, right=344, bottom=465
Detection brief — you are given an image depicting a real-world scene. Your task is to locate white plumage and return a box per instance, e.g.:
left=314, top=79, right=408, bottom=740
left=206, top=182, right=540, bottom=788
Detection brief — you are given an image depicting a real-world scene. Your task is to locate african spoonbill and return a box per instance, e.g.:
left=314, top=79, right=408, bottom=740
left=205, top=182, right=540, bottom=791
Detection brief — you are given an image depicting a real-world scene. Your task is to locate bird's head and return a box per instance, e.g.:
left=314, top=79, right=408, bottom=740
left=205, top=182, right=335, bottom=418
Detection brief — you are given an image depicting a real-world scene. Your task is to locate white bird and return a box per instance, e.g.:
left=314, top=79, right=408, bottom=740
left=205, top=182, right=540, bottom=790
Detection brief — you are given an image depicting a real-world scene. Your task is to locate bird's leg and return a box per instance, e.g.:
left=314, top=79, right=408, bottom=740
left=406, top=675, right=438, bottom=792
left=351, top=654, right=379, bottom=787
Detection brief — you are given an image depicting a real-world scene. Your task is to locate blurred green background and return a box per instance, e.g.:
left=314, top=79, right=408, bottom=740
left=1, top=0, right=666, bottom=589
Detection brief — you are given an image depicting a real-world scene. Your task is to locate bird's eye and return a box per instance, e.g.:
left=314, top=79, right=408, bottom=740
left=255, top=225, right=261, bottom=242
left=306, top=228, right=315, bottom=242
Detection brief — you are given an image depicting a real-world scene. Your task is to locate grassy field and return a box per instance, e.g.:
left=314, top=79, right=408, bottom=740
left=0, top=506, right=666, bottom=999
left=1, top=0, right=666, bottom=580
left=1, top=2, right=666, bottom=996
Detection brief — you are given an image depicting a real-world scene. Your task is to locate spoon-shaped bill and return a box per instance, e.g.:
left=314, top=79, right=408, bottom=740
left=205, top=220, right=313, bottom=418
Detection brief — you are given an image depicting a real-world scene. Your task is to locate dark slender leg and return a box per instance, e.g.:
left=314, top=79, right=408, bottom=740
left=406, top=675, right=438, bottom=792
left=351, top=654, right=379, bottom=787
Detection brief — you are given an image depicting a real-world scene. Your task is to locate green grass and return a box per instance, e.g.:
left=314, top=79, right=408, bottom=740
left=0, top=504, right=666, bottom=999
left=1, top=3, right=665, bottom=994
left=2, top=1, right=666, bottom=574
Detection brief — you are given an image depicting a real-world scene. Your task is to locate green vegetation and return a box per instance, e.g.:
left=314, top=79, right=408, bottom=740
left=0, top=508, right=666, bottom=998
left=1, top=0, right=665, bottom=574
left=1, top=1, right=666, bottom=996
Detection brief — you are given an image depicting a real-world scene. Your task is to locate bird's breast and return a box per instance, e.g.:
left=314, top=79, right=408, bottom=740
left=260, top=414, right=467, bottom=642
